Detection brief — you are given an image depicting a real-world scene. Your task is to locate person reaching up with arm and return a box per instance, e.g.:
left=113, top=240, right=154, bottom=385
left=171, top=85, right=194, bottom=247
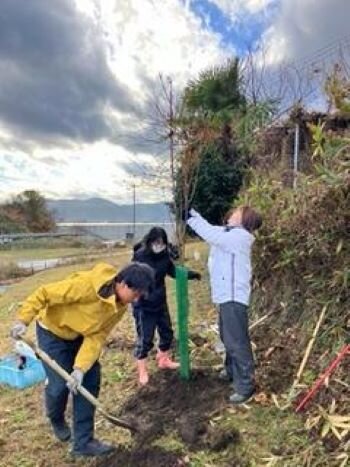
left=187, top=207, right=262, bottom=404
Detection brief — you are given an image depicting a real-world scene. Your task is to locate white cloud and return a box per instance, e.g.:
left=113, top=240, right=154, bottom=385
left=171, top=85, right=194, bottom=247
left=208, top=0, right=275, bottom=20
left=100, top=0, right=231, bottom=95
left=3, top=0, right=348, bottom=206
left=0, top=0, right=231, bottom=203
left=0, top=142, right=164, bottom=203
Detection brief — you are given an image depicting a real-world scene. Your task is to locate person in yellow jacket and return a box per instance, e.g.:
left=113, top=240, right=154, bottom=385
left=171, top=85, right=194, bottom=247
left=10, top=262, right=154, bottom=458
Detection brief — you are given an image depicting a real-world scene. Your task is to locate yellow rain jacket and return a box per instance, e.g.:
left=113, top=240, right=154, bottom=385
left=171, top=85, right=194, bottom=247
left=17, top=263, right=127, bottom=372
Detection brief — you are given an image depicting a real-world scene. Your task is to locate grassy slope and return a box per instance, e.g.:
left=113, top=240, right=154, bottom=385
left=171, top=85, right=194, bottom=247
left=0, top=245, right=328, bottom=467
left=0, top=246, right=130, bottom=264
left=0, top=248, right=88, bottom=262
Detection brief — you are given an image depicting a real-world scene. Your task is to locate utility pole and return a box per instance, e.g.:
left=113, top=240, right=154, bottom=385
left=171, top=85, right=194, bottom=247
left=293, top=123, right=300, bottom=189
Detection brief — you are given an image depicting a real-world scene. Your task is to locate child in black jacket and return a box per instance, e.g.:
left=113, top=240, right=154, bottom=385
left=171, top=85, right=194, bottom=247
left=132, top=227, right=201, bottom=385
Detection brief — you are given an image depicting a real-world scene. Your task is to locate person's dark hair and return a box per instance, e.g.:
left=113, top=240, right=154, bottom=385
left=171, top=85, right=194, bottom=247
left=144, top=227, right=168, bottom=251
left=132, top=240, right=143, bottom=253
left=115, top=262, right=155, bottom=294
left=241, top=206, right=262, bottom=233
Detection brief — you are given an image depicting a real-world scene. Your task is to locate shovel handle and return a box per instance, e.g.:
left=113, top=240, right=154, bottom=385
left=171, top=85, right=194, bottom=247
left=20, top=336, right=101, bottom=406
left=19, top=335, right=137, bottom=432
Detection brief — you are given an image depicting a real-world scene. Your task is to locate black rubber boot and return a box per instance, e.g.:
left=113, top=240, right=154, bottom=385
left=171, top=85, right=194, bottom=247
left=71, top=439, right=116, bottom=457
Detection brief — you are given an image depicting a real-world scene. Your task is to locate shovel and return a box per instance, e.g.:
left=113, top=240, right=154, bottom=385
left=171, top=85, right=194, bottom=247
left=19, top=335, right=139, bottom=433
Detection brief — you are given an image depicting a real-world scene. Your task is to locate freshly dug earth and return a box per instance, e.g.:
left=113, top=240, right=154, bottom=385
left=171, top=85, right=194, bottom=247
left=95, top=326, right=309, bottom=467
left=121, top=370, right=235, bottom=448
left=94, top=445, right=183, bottom=467
left=95, top=370, right=240, bottom=467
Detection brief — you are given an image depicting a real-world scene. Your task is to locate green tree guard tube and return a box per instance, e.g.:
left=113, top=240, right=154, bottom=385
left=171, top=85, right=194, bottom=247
left=175, top=265, right=190, bottom=380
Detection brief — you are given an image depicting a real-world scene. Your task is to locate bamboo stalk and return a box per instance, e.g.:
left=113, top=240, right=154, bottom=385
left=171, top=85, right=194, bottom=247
left=249, top=312, right=271, bottom=331
left=292, top=304, right=328, bottom=388
left=249, top=308, right=281, bottom=331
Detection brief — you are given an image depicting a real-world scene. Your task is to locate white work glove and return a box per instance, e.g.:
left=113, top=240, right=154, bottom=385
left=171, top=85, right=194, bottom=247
left=67, top=368, right=84, bottom=394
left=10, top=321, right=28, bottom=340
left=189, top=208, right=199, bottom=217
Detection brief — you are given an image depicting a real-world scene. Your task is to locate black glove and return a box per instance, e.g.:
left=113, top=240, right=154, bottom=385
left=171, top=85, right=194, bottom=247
left=180, top=207, right=193, bottom=222
left=190, top=271, right=201, bottom=281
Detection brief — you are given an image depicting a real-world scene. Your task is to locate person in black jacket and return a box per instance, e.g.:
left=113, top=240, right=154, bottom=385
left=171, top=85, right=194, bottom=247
left=132, top=227, right=201, bottom=385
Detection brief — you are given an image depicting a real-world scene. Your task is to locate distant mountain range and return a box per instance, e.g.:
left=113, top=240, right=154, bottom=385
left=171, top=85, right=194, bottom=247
left=47, top=198, right=172, bottom=223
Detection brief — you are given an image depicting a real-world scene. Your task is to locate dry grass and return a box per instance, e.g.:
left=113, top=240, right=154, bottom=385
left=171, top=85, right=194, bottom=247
left=0, top=247, right=88, bottom=263
left=0, top=243, right=337, bottom=466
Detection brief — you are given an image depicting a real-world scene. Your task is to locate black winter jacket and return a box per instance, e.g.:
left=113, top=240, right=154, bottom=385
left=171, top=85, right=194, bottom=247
left=132, top=246, right=198, bottom=313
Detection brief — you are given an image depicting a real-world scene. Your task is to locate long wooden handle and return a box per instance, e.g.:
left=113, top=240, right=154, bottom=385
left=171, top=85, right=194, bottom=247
left=20, top=336, right=102, bottom=406
left=19, top=335, right=137, bottom=432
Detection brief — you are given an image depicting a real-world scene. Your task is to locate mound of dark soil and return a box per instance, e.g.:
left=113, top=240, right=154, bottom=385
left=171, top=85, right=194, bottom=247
left=94, top=445, right=183, bottom=467
left=96, top=370, right=241, bottom=467
left=97, top=326, right=308, bottom=467
left=121, top=369, right=232, bottom=448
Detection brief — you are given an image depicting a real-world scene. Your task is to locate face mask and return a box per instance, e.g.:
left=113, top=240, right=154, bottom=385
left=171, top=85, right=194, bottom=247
left=151, top=244, right=166, bottom=254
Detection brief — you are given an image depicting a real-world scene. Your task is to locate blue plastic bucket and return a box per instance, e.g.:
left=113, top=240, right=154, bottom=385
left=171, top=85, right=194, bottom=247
left=0, top=355, right=46, bottom=389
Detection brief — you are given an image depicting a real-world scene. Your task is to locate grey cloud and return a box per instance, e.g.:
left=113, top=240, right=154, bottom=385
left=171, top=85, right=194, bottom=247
left=31, top=155, right=67, bottom=166
left=110, top=123, right=168, bottom=156
left=0, top=0, right=143, bottom=147
left=117, top=159, right=157, bottom=179
left=253, top=0, right=350, bottom=112
left=267, top=0, right=350, bottom=63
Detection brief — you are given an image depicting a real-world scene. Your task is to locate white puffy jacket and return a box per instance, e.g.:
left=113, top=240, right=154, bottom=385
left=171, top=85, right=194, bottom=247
left=187, top=210, right=254, bottom=305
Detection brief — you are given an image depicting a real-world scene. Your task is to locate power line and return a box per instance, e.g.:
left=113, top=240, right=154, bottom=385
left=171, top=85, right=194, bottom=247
left=247, top=34, right=350, bottom=107
left=124, top=35, right=350, bottom=199
left=245, top=34, right=350, bottom=132
left=280, top=33, right=350, bottom=71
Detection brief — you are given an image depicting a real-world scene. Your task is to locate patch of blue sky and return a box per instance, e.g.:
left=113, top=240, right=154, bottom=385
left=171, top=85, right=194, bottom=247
left=189, top=0, right=280, bottom=56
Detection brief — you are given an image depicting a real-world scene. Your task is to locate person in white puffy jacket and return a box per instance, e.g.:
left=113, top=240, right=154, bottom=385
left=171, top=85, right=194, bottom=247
left=187, top=206, right=262, bottom=404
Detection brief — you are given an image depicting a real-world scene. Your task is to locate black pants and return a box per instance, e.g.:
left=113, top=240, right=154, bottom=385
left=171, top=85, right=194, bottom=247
left=36, top=324, right=100, bottom=450
left=218, top=301, right=255, bottom=396
left=133, top=306, right=174, bottom=359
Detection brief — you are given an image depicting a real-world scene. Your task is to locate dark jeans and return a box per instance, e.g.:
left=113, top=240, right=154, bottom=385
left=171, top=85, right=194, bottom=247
left=133, top=306, right=174, bottom=359
left=36, top=324, right=101, bottom=450
left=219, top=301, right=255, bottom=396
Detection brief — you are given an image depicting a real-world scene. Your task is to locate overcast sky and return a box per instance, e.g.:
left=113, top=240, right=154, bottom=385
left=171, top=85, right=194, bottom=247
left=0, top=0, right=349, bottom=204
